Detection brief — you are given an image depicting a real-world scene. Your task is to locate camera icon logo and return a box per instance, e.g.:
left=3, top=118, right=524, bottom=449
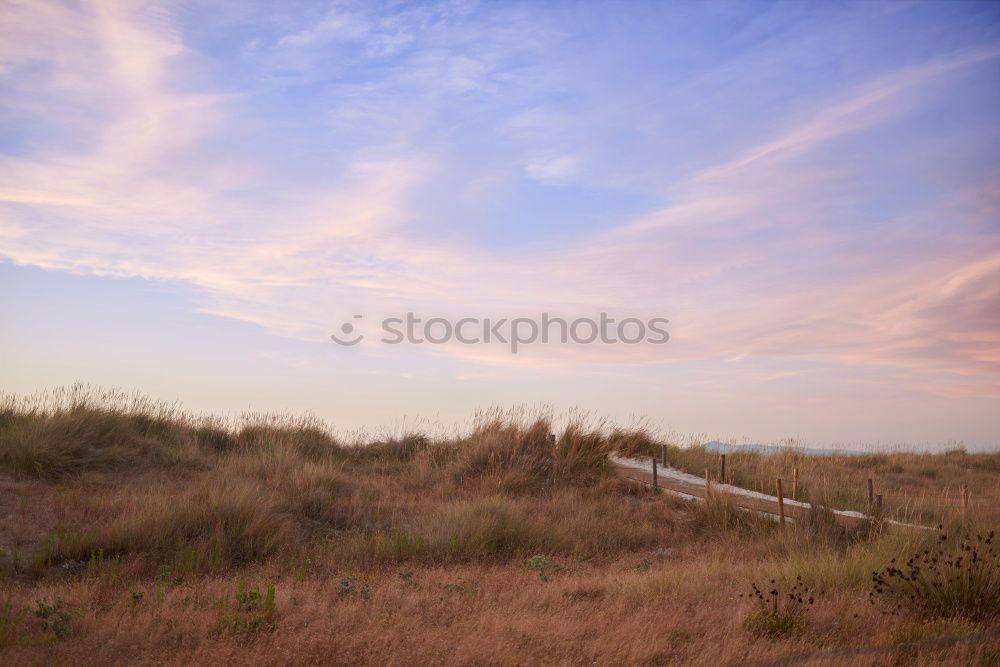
left=330, top=315, right=364, bottom=346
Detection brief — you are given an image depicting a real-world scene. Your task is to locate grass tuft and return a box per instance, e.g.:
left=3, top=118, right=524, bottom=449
left=870, top=529, right=999, bottom=621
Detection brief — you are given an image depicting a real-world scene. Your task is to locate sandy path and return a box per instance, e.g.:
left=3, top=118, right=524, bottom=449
left=611, top=455, right=932, bottom=530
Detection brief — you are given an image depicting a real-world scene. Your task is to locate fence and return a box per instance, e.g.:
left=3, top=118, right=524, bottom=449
left=620, top=445, right=978, bottom=528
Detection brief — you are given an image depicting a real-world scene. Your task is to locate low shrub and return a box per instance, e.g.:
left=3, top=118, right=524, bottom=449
left=33, top=597, right=72, bottom=639
left=213, top=579, right=276, bottom=637
left=870, top=530, right=999, bottom=621
left=741, top=576, right=818, bottom=639
left=337, top=576, right=369, bottom=600
left=525, top=554, right=561, bottom=582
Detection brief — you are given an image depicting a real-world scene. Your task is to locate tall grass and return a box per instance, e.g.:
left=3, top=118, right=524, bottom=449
left=0, top=386, right=221, bottom=477
left=1, top=387, right=998, bottom=664
left=0, top=391, right=649, bottom=575
left=871, top=530, right=999, bottom=620
left=655, top=441, right=999, bottom=526
left=1, top=386, right=996, bottom=578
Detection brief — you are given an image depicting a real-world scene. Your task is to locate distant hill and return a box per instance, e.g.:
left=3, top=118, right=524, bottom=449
left=702, top=441, right=868, bottom=457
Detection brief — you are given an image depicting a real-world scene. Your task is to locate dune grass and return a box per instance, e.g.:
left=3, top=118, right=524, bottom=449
left=644, top=441, right=1000, bottom=527
left=0, top=386, right=997, bottom=665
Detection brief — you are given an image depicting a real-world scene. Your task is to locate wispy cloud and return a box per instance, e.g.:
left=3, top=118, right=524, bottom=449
left=1, top=0, right=998, bottom=406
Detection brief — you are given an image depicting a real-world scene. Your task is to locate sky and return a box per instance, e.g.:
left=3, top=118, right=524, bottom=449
left=1, top=0, right=999, bottom=449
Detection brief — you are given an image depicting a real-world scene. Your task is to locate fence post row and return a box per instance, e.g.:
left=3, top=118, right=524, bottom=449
left=618, top=444, right=983, bottom=526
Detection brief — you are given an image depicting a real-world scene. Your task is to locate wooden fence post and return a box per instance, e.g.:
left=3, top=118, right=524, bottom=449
left=776, top=479, right=786, bottom=527
left=867, top=478, right=874, bottom=507
left=792, top=467, right=799, bottom=500
left=651, top=456, right=658, bottom=493
left=719, top=454, right=726, bottom=484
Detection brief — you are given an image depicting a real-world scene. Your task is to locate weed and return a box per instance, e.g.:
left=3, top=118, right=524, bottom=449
left=337, top=576, right=369, bottom=600
left=741, top=576, right=818, bottom=639
left=87, top=548, right=121, bottom=583
left=526, top=554, right=561, bottom=582
left=156, top=565, right=185, bottom=587
left=870, top=529, right=999, bottom=621
left=292, top=558, right=316, bottom=581
left=438, top=580, right=479, bottom=600
left=33, top=597, right=72, bottom=639
left=397, top=566, right=415, bottom=587
left=214, top=579, right=276, bottom=637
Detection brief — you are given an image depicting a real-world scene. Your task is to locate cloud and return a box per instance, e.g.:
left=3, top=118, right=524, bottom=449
left=276, top=6, right=371, bottom=51
left=524, top=153, right=582, bottom=185
left=0, top=0, right=998, bottom=403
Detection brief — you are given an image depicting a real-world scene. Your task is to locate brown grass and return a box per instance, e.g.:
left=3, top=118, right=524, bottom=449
left=655, top=442, right=1000, bottom=527
left=0, top=386, right=997, bottom=665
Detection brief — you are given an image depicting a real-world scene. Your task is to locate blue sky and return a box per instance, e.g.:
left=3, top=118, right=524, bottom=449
left=1, top=0, right=998, bottom=448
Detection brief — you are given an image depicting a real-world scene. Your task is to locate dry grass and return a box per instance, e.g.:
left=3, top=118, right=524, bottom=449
left=654, top=442, right=1000, bottom=527
left=0, top=386, right=997, bottom=665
